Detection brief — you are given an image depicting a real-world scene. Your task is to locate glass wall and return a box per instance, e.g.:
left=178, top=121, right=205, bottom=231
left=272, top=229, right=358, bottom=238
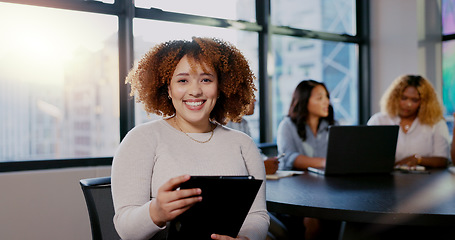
left=272, top=36, right=358, bottom=139
left=443, top=40, right=455, bottom=115
left=0, top=0, right=364, bottom=169
left=270, top=0, right=358, bottom=141
left=442, top=0, right=455, bottom=136
left=442, top=40, right=455, bottom=134
left=0, top=2, right=119, bottom=161
left=134, top=0, right=256, bottom=22
left=443, top=0, right=455, bottom=35
left=271, top=0, right=356, bottom=35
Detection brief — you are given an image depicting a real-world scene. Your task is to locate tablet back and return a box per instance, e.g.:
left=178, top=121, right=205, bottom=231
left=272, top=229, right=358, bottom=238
left=167, top=176, right=262, bottom=240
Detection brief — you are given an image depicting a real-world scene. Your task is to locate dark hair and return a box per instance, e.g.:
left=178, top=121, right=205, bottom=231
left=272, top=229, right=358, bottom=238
left=407, top=75, right=423, bottom=86
left=288, top=80, right=335, bottom=141
left=126, top=37, right=256, bottom=124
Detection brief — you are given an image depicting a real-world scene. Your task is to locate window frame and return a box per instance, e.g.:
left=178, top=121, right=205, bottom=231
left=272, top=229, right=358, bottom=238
left=442, top=0, right=455, bottom=139
left=0, top=0, right=369, bottom=172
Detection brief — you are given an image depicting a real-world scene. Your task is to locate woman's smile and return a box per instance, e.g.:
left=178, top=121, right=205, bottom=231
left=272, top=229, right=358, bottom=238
left=184, top=99, right=205, bottom=108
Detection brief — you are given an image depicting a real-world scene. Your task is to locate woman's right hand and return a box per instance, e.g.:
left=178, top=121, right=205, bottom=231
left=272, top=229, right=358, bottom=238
left=149, top=175, right=202, bottom=227
left=264, top=157, right=279, bottom=174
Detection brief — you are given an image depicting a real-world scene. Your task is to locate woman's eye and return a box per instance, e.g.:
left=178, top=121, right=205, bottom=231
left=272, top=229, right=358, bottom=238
left=177, top=79, right=187, bottom=83
left=202, top=78, right=212, bottom=82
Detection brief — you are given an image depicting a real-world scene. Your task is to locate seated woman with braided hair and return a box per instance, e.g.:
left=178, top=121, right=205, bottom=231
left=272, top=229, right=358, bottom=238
left=111, top=37, right=269, bottom=240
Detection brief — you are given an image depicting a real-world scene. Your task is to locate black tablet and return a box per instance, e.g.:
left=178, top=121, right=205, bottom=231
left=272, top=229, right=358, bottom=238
left=167, top=175, right=263, bottom=240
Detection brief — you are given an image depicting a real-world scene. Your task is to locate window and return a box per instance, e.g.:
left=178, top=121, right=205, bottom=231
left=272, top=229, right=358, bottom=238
left=270, top=0, right=360, bottom=141
left=271, top=0, right=356, bottom=35
left=272, top=36, right=358, bottom=140
left=0, top=0, right=365, bottom=171
left=0, top=2, right=119, bottom=162
left=443, top=40, right=455, bottom=116
left=135, top=0, right=256, bottom=22
left=443, top=0, right=455, bottom=35
left=442, top=0, right=455, bottom=135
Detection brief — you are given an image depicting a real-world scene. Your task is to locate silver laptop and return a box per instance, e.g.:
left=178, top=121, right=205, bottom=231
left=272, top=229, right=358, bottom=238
left=308, top=125, right=399, bottom=175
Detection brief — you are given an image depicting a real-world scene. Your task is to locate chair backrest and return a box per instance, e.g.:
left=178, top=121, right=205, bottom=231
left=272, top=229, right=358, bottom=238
left=257, top=142, right=278, bottom=157
left=80, top=176, right=121, bottom=240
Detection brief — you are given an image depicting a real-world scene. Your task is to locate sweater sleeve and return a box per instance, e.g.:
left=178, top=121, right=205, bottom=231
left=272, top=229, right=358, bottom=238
left=237, top=137, right=270, bottom=240
left=111, top=125, right=164, bottom=240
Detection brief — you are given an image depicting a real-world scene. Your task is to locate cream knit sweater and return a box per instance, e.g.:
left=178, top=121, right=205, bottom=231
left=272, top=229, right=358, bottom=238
left=111, top=119, right=269, bottom=240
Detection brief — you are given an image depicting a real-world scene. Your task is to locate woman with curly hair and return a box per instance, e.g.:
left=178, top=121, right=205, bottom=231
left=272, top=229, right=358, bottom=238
left=367, top=74, right=450, bottom=168
left=111, top=37, right=269, bottom=240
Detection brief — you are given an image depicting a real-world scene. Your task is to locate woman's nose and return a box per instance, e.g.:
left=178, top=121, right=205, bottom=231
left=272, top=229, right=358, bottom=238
left=324, top=97, right=330, bottom=105
left=189, top=81, right=202, bottom=96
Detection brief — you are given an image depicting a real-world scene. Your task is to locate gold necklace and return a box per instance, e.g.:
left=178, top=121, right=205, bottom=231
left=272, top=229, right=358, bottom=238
left=174, top=117, right=215, bottom=143
left=401, top=119, right=413, bottom=132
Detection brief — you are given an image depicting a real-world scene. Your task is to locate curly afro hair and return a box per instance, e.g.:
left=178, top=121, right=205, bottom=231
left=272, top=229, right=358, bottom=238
left=380, top=74, right=444, bottom=126
left=126, top=37, right=256, bottom=124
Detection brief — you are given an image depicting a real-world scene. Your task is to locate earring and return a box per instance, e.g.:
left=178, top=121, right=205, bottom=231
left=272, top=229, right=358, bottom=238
left=168, top=95, right=171, bottom=99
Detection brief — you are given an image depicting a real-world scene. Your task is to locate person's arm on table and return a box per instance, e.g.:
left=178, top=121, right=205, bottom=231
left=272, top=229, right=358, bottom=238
left=277, top=118, right=325, bottom=170
left=395, top=155, right=447, bottom=168
left=396, top=120, right=450, bottom=168
left=293, top=155, right=325, bottom=170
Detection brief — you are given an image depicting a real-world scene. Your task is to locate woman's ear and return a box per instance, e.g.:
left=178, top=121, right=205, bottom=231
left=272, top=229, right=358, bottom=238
left=168, top=86, right=172, bottom=99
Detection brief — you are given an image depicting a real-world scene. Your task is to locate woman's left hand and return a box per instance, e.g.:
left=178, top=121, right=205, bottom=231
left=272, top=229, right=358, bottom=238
left=211, top=234, right=250, bottom=240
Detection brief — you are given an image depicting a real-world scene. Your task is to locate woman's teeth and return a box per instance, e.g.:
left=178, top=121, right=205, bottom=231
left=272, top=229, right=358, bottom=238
left=185, top=101, right=203, bottom=107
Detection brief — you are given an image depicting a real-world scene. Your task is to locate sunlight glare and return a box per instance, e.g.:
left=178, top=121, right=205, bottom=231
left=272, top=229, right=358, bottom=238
left=0, top=2, right=117, bottom=85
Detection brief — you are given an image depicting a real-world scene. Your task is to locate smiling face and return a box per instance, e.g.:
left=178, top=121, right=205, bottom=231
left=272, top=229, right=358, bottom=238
left=307, top=85, right=330, bottom=119
left=168, top=55, right=218, bottom=132
left=398, top=86, right=421, bottom=119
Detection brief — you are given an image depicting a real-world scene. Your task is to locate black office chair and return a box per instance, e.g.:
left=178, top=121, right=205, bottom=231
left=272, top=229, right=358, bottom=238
left=267, top=213, right=290, bottom=240
left=258, top=142, right=278, bottom=157
left=80, top=176, right=121, bottom=240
